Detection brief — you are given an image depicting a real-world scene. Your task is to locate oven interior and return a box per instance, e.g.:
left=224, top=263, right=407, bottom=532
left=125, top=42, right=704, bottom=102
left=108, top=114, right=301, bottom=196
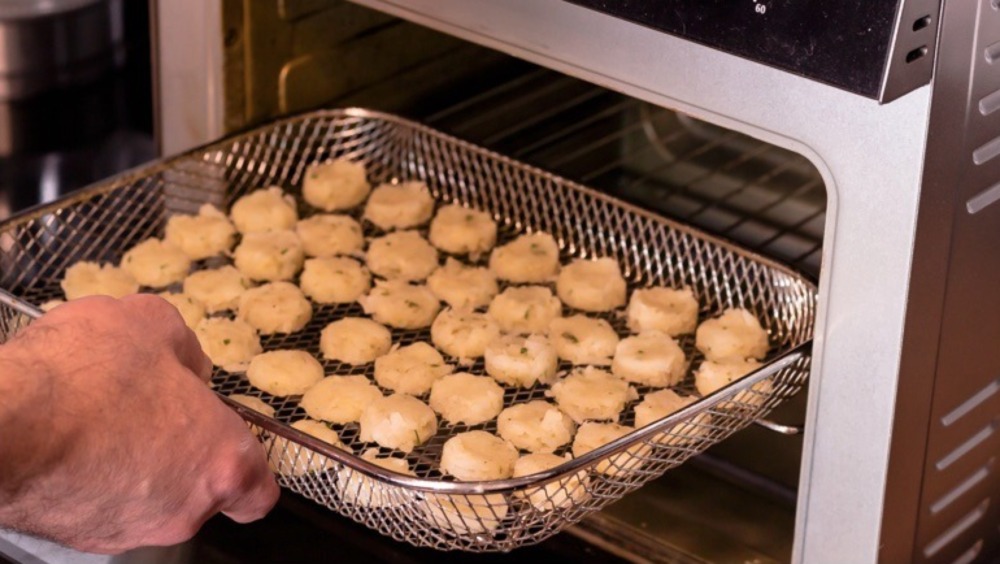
left=196, top=3, right=826, bottom=561
left=411, top=61, right=819, bottom=564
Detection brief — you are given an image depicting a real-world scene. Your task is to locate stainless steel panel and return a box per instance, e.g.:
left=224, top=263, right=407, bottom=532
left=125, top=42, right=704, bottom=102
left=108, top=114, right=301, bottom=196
left=882, top=1, right=1000, bottom=561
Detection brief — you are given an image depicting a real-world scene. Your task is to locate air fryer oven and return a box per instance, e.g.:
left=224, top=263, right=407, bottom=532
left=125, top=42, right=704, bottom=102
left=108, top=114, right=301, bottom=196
left=151, top=1, right=997, bottom=562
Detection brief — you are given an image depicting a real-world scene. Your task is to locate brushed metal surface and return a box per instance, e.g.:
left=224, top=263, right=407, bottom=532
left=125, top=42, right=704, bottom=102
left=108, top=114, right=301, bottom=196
left=883, top=1, right=1000, bottom=561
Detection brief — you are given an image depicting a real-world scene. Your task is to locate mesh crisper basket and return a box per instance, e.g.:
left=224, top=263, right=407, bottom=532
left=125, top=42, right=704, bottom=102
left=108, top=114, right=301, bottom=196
left=0, top=108, right=816, bottom=552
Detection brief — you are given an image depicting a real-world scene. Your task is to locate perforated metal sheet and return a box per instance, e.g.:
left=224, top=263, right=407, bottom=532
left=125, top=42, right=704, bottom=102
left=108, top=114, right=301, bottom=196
left=0, top=108, right=815, bottom=552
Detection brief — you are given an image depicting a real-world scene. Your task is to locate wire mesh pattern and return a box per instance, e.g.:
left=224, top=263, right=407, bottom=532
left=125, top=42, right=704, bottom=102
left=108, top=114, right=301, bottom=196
left=0, top=109, right=816, bottom=552
left=425, top=69, right=827, bottom=275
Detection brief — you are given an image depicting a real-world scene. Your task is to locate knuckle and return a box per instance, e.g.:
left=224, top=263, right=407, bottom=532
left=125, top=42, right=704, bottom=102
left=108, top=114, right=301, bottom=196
left=121, top=292, right=161, bottom=309
left=164, top=311, right=195, bottom=340
left=160, top=303, right=189, bottom=328
left=129, top=294, right=192, bottom=340
left=125, top=293, right=182, bottom=322
left=78, top=294, right=119, bottom=309
left=214, top=449, right=257, bottom=499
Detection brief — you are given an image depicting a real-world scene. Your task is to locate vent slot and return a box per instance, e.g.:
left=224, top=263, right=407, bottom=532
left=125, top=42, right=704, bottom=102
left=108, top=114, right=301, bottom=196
left=913, top=15, right=932, bottom=31
left=951, top=539, right=983, bottom=564
left=978, top=88, right=1000, bottom=116
left=971, top=135, right=1000, bottom=164
left=923, top=498, right=989, bottom=558
left=907, top=46, right=929, bottom=63
left=985, top=40, right=1000, bottom=63
left=936, top=420, right=997, bottom=471
left=930, top=458, right=994, bottom=514
left=941, top=377, right=1000, bottom=424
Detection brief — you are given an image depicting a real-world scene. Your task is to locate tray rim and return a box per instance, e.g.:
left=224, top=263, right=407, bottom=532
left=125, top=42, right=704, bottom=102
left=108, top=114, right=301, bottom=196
left=0, top=106, right=817, bottom=495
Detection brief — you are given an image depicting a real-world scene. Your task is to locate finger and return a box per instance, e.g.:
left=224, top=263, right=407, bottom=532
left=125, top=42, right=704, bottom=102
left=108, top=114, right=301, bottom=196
left=221, top=474, right=280, bottom=524
left=211, top=408, right=280, bottom=523
left=218, top=439, right=280, bottom=523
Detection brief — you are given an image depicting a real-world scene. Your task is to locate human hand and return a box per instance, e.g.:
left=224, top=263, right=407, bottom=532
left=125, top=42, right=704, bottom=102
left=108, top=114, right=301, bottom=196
left=0, top=294, right=279, bottom=554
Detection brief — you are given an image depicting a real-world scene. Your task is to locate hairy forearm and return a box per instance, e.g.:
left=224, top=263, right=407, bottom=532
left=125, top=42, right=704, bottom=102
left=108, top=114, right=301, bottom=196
left=0, top=335, right=61, bottom=508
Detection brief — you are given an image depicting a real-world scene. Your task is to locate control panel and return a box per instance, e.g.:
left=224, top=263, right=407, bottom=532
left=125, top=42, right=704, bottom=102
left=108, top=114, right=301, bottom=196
left=567, top=1, right=913, bottom=99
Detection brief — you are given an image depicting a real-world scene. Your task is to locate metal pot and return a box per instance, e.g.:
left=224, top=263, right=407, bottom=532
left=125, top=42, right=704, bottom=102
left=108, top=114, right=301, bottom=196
left=0, top=0, right=123, bottom=100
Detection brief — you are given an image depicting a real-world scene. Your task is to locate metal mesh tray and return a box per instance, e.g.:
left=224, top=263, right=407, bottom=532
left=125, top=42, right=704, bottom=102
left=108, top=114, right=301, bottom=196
left=0, top=108, right=816, bottom=552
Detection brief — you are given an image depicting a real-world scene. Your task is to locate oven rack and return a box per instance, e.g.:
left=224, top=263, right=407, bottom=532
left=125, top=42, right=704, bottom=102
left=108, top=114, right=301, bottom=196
left=420, top=67, right=826, bottom=276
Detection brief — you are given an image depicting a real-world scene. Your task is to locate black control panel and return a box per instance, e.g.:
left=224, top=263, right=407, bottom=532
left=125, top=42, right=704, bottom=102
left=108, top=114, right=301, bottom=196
left=567, top=0, right=902, bottom=98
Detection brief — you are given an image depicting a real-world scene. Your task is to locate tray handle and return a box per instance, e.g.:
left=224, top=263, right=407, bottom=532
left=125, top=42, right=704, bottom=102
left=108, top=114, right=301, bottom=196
left=0, top=291, right=43, bottom=320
